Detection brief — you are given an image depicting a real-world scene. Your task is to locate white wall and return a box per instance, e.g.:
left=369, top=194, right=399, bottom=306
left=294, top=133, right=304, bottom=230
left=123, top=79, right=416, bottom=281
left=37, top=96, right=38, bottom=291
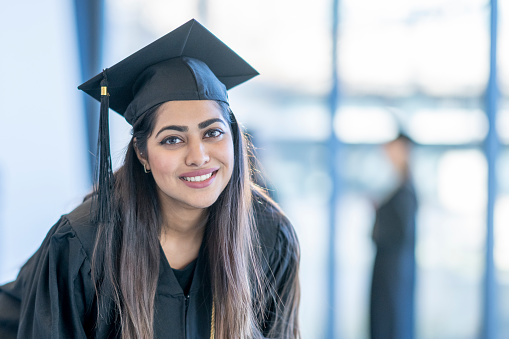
left=0, top=0, right=90, bottom=283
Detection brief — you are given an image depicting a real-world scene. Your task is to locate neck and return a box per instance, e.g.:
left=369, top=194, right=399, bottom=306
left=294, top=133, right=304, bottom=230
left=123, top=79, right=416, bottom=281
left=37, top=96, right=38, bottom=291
left=157, top=194, right=208, bottom=269
left=160, top=203, right=208, bottom=237
left=396, top=161, right=410, bottom=180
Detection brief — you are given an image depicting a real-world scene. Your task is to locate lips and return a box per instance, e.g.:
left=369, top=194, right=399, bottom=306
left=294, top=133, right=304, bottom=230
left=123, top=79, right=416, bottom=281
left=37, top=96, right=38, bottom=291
left=181, top=171, right=216, bottom=182
left=179, top=168, right=219, bottom=188
left=180, top=167, right=218, bottom=180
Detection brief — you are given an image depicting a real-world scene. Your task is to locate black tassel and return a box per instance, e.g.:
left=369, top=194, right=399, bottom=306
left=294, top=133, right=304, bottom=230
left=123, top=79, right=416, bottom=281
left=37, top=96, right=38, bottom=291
left=93, top=69, right=115, bottom=224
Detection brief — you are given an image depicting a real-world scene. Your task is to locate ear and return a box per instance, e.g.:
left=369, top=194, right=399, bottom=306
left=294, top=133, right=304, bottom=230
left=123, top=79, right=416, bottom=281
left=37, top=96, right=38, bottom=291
left=133, top=137, right=150, bottom=169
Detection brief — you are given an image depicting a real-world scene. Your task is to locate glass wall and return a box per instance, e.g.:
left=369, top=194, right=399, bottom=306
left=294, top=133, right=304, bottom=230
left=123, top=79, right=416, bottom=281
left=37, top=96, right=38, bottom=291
left=498, top=1, right=509, bottom=338
left=337, top=1, right=490, bottom=338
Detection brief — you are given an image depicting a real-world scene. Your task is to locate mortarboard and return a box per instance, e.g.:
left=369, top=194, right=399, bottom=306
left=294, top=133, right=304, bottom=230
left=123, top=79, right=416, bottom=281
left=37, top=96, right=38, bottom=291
left=79, top=18, right=258, bottom=124
left=77, top=19, right=259, bottom=223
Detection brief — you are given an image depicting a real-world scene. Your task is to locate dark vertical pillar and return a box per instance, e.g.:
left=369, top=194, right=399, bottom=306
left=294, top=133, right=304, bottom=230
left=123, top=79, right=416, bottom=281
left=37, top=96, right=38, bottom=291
left=326, top=0, right=341, bottom=338
left=482, top=0, right=499, bottom=338
left=73, top=0, right=105, bottom=185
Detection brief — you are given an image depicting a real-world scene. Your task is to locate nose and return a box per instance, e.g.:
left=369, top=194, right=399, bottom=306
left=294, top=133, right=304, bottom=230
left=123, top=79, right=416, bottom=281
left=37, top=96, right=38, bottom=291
left=185, top=139, right=210, bottom=167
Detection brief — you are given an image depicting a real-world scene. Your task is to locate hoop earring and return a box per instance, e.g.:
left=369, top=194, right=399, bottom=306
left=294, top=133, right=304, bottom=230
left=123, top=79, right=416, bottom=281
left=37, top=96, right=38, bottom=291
left=143, top=163, right=151, bottom=173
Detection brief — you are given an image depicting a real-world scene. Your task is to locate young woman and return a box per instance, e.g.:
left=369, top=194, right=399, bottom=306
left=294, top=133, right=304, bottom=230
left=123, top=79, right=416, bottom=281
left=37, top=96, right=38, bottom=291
left=0, top=20, right=300, bottom=339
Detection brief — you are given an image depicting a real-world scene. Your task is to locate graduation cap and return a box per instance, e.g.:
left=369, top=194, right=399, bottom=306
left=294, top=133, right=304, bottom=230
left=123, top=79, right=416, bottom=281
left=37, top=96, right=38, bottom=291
left=79, top=18, right=258, bottom=124
left=78, top=19, right=259, bottom=223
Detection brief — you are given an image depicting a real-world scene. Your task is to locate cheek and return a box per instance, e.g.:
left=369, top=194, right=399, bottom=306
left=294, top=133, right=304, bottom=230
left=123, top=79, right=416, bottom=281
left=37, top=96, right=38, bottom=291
left=149, top=150, right=177, bottom=174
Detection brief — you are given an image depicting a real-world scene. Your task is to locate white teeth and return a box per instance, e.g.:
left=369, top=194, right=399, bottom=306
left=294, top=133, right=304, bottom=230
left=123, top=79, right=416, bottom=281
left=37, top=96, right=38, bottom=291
left=183, top=172, right=213, bottom=182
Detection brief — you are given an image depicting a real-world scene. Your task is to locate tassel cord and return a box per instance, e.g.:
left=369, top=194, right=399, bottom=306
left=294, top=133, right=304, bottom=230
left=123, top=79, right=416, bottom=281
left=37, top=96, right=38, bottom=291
left=94, top=69, right=115, bottom=224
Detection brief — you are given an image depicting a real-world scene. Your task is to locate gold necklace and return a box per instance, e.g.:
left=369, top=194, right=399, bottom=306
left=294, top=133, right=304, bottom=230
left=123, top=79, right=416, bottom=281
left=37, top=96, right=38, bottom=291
left=210, top=296, right=215, bottom=339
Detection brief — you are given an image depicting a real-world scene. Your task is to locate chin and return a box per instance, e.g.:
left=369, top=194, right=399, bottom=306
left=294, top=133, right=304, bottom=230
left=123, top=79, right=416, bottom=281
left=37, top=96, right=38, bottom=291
left=181, top=194, right=222, bottom=210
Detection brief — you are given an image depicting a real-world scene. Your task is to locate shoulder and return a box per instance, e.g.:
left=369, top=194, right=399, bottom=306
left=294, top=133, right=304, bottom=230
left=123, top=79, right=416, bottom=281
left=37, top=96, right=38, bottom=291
left=59, top=197, right=99, bottom=259
left=252, top=189, right=300, bottom=262
left=6, top=198, right=97, bottom=293
left=392, top=180, right=418, bottom=207
left=3, top=198, right=98, bottom=336
left=22, top=197, right=99, bottom=268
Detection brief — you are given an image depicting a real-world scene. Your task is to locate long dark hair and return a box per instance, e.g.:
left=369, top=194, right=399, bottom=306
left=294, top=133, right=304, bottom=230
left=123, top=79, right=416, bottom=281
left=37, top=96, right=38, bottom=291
left=91, top=101, right=300, bottom=338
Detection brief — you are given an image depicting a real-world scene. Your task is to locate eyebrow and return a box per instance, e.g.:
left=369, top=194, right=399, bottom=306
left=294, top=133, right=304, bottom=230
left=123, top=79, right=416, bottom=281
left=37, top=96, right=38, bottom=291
left=155, top=118, right=226, bottom=137
left=155, top=125, right=188, bottom=137
left=198, top=118, right=226, bottom=129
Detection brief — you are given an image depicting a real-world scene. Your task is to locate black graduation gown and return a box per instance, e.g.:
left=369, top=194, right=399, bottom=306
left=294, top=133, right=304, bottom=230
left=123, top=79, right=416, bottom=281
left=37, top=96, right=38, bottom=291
left=0, top=195, right=299, bottom=338
left=370, top=179, right=417, bottom=339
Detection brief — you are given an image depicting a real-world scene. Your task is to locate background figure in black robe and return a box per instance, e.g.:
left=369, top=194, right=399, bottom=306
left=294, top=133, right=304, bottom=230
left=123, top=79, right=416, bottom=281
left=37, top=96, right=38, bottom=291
left=370, top=133, right=418, bottom=339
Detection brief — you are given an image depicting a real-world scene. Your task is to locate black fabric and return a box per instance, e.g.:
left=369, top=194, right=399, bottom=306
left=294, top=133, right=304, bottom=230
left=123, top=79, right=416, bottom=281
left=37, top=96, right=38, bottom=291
left=172, top=259, right=197, bottom=296
left=123, top=57, right=229, bottom=125
left=78, top=19, right=258, bottom=125
left=370, top=179, right=418, bottom=339
left=0, top=193, right=298, bottom=339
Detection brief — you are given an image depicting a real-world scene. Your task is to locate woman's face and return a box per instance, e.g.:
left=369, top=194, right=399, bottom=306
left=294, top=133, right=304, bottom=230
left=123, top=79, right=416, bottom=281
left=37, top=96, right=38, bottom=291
left=138, top=100, right=234, bottom=212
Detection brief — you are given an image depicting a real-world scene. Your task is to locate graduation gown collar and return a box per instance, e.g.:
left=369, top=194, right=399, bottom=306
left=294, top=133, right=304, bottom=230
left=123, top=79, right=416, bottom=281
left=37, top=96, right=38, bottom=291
left=156, top=243, right=207, bottom=297
left=154, top=240, right=213, bottom=338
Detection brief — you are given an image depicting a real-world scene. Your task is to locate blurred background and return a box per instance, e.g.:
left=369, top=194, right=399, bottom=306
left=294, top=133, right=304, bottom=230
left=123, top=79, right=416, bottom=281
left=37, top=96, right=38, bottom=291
left=0, top=0, right=508, bottom=338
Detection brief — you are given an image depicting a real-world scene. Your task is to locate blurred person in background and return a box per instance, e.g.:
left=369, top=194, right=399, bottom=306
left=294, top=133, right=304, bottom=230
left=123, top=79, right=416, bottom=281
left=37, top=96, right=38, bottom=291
left=0, top=20, right=300, bottom=339
left=370, top=133, right=418, bottom=339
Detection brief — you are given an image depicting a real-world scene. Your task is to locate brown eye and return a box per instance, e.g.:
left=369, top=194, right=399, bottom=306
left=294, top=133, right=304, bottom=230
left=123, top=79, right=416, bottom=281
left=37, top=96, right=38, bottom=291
left=160, top=136, right=183, bottom=145
left=204, top=129, right=224, bottom=138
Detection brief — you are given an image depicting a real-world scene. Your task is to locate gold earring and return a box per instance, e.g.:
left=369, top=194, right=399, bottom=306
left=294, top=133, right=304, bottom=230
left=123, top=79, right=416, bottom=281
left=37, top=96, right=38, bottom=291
left=144, top=163, right=151, bottom=173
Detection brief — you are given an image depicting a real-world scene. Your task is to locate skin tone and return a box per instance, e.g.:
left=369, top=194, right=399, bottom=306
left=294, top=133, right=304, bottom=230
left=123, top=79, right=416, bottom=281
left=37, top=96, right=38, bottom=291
left=135, top=100, right=234, bottom=269
left=384, top=138, right=411, bottom=178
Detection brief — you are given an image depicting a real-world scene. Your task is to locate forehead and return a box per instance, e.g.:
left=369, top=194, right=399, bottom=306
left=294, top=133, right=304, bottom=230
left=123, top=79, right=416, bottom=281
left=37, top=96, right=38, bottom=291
left=154, top=100, right=225, bottom=126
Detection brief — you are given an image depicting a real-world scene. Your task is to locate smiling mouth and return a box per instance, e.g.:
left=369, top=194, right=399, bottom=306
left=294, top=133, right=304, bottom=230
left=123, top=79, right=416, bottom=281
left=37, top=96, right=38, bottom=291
left=181, top=170, right=218, bottom=182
